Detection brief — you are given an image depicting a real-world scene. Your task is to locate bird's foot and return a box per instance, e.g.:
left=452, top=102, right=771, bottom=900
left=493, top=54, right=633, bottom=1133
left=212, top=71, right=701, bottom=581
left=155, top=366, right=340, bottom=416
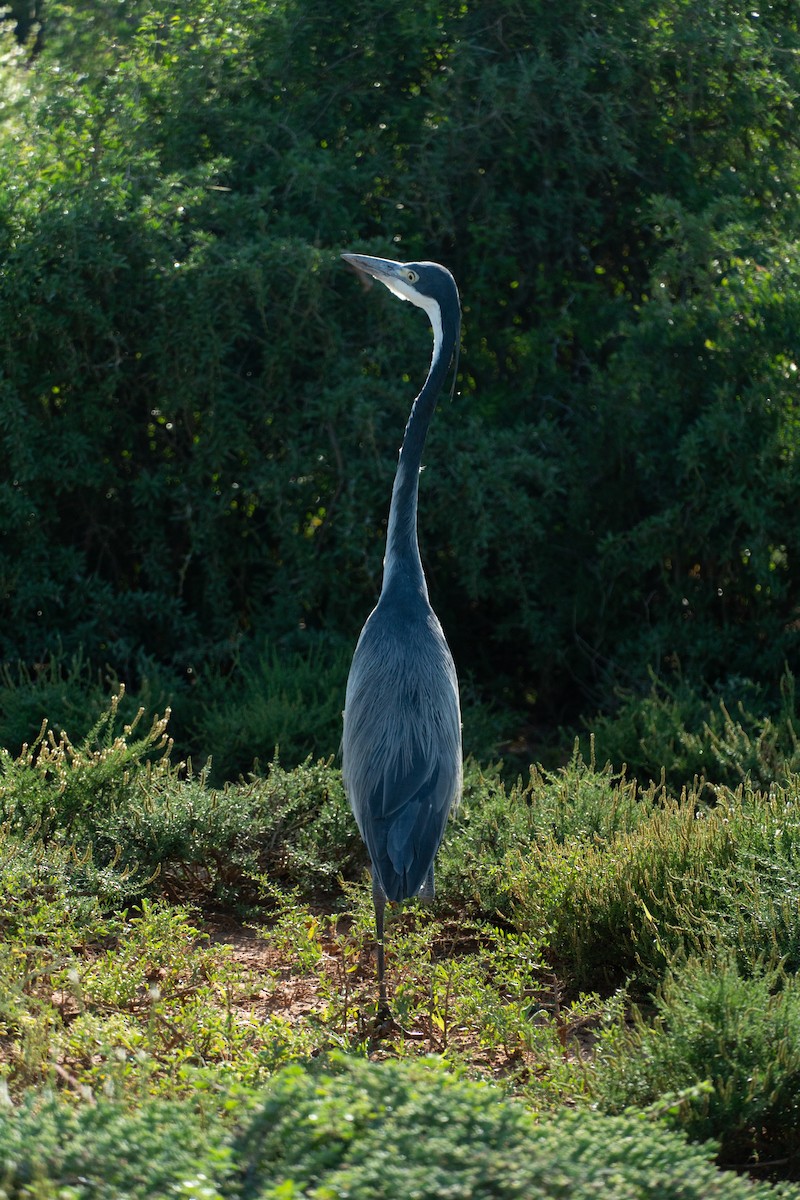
left=369, top=1000, right=427, bottom=1042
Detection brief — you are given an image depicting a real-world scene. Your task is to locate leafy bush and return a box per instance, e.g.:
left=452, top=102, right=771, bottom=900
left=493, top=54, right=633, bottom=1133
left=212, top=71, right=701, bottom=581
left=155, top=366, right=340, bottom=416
left=512, top=792, right=733, bottom=988
left=0, top=687, right=175, bottom=842
left=435, top=750, right=723, bottom=984
left=436, top=750, right=647, bottom=919
left=0, top=690, right=366, bottom=904
left=190, top=637, right=352, bottom=780
left=714, top=777, right=800, bottom=974
left=593, top=957, right=800, bottom=1175
left=4, top=1056, right=798, bottom=1199
left=0, top=1089, right=234, bottom=1199
left=1, top=0, right=799, bottom=741
left=235, top=1055, right=799, bottom=1199
left=586, top=668, right=800, bottom=790
left=440, top=749, right=800, bottom=989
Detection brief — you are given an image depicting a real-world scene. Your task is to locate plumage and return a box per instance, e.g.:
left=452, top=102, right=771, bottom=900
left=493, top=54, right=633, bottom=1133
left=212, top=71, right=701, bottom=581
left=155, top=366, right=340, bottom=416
left=340, top=251, right=463, bottom=1016
left=343, top=593, right=461, bottom=901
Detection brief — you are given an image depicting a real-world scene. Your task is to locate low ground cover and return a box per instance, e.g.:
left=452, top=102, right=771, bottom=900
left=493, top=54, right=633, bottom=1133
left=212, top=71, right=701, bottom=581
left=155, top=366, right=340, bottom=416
left=1, top=694, right=800, bottom=1194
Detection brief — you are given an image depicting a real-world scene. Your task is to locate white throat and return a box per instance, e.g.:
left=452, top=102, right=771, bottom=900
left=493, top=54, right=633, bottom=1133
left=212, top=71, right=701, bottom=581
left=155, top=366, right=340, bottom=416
left=381, top=277, right=444, bottom=364
left=416, top=294, right=444, bottom=364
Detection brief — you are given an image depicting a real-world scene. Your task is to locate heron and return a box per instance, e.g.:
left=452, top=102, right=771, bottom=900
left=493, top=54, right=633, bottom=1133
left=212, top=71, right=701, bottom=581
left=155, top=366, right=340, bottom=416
left=340, top=252, right=463, bottom=1017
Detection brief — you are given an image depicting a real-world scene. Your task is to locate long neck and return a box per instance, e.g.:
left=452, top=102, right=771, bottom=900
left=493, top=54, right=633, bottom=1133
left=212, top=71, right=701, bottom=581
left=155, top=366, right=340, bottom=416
left=382, top=310, right=456, bottom=596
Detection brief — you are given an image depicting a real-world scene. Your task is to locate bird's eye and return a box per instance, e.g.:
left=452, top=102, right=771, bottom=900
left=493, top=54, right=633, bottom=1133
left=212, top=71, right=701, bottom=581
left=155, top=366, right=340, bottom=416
left=406, top=269, right=419, bottom=283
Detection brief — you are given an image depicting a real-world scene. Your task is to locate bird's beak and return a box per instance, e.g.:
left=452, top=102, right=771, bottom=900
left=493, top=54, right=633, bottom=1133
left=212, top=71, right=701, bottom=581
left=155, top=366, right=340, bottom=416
left=342, top=252, right=414, bottom=303
left=342, top=252, right=403, bottom=286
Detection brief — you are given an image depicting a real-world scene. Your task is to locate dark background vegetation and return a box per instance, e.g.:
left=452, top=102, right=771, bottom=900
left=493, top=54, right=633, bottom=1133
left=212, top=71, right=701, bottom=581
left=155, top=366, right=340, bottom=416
left=2, top=0, right=799, bottom=779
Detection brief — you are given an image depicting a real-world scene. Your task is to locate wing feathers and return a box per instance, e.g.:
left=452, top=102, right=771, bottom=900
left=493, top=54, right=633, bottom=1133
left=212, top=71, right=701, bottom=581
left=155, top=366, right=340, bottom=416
left=342, top=598, right=462, bottom=903
left=362, top=747, right=456, bottom=901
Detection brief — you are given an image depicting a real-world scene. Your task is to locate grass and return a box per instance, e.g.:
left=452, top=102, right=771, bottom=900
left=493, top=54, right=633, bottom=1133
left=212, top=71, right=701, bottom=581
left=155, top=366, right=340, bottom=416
left=1, top=691, right=800, bottom=1194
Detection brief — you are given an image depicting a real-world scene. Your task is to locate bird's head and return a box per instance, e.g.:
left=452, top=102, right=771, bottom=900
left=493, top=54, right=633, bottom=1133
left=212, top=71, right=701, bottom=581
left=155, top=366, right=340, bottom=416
left=342, top=252, right=458, bottom=312
left=342, top=253, right=461, bottom=376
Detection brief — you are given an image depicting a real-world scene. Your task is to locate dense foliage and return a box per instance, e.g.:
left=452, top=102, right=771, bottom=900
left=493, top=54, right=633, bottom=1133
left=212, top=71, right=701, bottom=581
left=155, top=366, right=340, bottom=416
left=4, top=1058, right=798, bottom=1200
left=1, top=0, right=799, bottom=768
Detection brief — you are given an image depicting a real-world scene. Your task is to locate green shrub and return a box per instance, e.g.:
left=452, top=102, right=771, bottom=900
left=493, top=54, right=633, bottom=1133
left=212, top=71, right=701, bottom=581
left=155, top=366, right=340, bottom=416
left=190, top=638, right=352, bottom=781
left=511, top=794, right=733, bottom=987
left=593, top=957, right=800, bottom=1174
left=100, top=752, right=363, bottom=902
left=443, top=748, right=800, bottom=990
left=0, top=686, right=173, bottom=839
left=4, top=1056, right=798, bottom=1199
left=235, top=1055, right=799, bottom=1200
left=587, top=669, right=800, bottom=790
left=0, top=1089, right=234, bottom=1199
left=2, top=0, right=800, bottom=738
left=437, top=750, right=649, bottom=919
left=0, top=827, right=125, bottom=951
left=438, top=752, right=728, bottom=985
left=432, top=761, right=529, bottom=918
left=0, top=690, right=365, bottom=904
left=713, top=778, right=800, bottom=973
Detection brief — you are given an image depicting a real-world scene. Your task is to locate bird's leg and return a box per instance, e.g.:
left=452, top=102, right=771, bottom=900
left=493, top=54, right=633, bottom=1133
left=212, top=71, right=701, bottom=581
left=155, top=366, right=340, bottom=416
left=372, top=875, right=390, bottom=1022
left=417, top=864, right=435, bottom=901
left=368, top=878, right=430, bottom=1043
